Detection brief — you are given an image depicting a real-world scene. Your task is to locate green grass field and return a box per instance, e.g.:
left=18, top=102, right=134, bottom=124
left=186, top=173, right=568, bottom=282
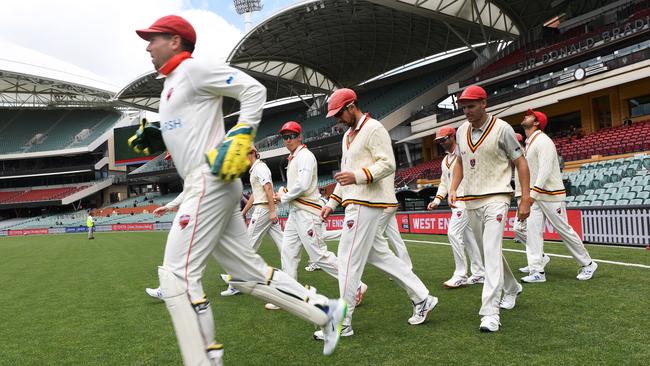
left=1, top=232, right=649, bottom=365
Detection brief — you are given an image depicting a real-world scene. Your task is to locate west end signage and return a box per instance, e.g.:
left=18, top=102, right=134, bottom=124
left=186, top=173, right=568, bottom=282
left=518, top=16, right=650, bottom=71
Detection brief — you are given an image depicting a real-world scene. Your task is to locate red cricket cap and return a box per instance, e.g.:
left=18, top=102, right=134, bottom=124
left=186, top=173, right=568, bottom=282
left=527, top=108, right=548, bottom=130
left=515, top=133, right=524, bottom=143
left=327, top=88, right=357, bottom=118
left=136, top=15, right=197, bottom=45
left=435, top=126, right=456, bottom=140
left=279, top=121, right=302, bottom=135
left=457, top=85, right=487, bottom=102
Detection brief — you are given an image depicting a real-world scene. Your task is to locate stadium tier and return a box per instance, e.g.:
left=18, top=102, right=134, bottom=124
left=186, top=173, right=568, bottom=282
left=395, top=157, right=445, bottom=185
left=0, top=109, right=121, bottom=154
left=556, top=120, right=650, bottom=161
left=0, top=186, right=88, bottom=204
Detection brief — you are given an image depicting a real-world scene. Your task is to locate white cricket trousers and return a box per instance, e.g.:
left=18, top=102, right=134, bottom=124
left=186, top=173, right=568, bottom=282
left=526, top=200, right=591, bottom=272
left=338, top=204, right=429, bottom=326
left=513, top=198, right=527, bottom=244
left=163, top=166, right=325, bottom=304
left=281, top=206, right=339, bottom=280
left=248, top=205, right=283, bottom=253
left=467, top=202, right=519, bottom=316
left=448, top=207, right=484, bottom=278
left=384, top=209, right=413, bottom=270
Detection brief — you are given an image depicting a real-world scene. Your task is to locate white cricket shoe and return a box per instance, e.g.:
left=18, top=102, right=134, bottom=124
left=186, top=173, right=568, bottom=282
left=479, top=315, right=500, bottom=332
left=220, top=285, right=241, bottom=297
left=443, top=275, right=467, bottom=288
left=145, top=287, right=163, bottom=300
left=305, top=262, right=321, bottom=271
left=521, top=272, right=546, bottom=283
left=466, top=275, right=485, bottom=285
left=576, top=261, right=598, bottom=280
left=355, top=283, right=368, bottom=306
left=264, top=303, right=281, bottom=310
left=313, top=325, right=354, bottom=340
left=518, top=254, right=551, bottom=273
left=207, top=344, right=224, bottom=366
left=499, top=283, right=523, bottom=310
left=408, top=295, right=438, bottom=325
left=320, top=299, right=347, bottom=356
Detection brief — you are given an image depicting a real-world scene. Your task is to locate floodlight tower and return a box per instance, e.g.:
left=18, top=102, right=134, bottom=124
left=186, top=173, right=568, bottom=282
left=234, top=0, right=263, bottom=33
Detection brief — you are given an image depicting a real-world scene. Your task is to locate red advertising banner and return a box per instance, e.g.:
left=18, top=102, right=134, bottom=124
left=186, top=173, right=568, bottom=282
left=8, top=228, right=49, bottom=236
left=112, top=223, right=154, bottom=231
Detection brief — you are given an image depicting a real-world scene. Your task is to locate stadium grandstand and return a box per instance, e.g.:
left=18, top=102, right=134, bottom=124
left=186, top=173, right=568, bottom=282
left=2, top=0, right=649, bottom=246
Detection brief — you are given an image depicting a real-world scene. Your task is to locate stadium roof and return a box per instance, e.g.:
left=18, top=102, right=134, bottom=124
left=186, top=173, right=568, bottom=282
left=0, top=40, right=118, bottom=108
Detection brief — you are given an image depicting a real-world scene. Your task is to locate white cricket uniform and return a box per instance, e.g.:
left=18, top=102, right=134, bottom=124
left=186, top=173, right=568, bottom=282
left=456, top=115, right=522, bottom=317
left=157, top=58, right=334, bottom=358
left=383, top=208, right=413, bottom=270
left=431, top=152, right=484, bottom=278
left=327, top=114, right=430, bottom=327
left=280, top=145, right=339, bottom=280
left=524, top=130, right=592, bottom=272
left=513, top=170, right=528, bottom=244
left=247, top=159, right=283, bottom=253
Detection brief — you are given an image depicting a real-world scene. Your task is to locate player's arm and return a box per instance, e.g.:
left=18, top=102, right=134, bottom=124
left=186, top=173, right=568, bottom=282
left=353, top=126, right=396, bottom=185
left=262, top=183, right=278, bottom=224
left=281, top=154, right=314, bottom=203
left=322, top=183, right=342, bottom=220
left=530, top=143, right=555, bottom=200
left=449, top=157, right=463, bottom=205
left=428, top=161, right=448, bottom=210
left=153, top=191, right=185, bottom=216
left=241, top=194, right=254, bottom=217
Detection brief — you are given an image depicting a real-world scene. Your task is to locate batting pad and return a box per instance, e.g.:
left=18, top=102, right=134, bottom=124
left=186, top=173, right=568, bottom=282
left=158, top=266, right=212, bottom=366
left=229, top=280, right=329, bottom=326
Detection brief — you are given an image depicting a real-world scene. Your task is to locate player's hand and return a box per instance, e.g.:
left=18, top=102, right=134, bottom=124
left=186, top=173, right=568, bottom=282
left=153, top=206, right=170, bottom=217
left=128, top=118, right=166, bottom=155
left=518, top=196, right=532, bottom=221
left=206, top=123, right=255, bottom=181
left=270, top=211, right=279, bottom=224
left=427, top=201, right=438, bottom=210
left=321, top=206, right=333, bottom=220
left=449, top=190, right=457, bottom=205
left=334, top=171, right=356, bottom=186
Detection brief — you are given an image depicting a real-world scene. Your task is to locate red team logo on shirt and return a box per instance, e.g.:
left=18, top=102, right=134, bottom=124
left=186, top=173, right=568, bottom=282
left=496, top=214, right=503, bottom=223
left=347, top=220, right=355, bottom=229
left=557, top=207, right=562, bottom=215
left=456, top=211, right=462, bottom=217
left=251, top=219, right=255, bottom=225
left=178, top=214, right=191, bottom=229
left=470, top=158, right=476, bottom=168
left=307, top=229, right=314, bottom=237
left=166, top=87, right=174, bottom=101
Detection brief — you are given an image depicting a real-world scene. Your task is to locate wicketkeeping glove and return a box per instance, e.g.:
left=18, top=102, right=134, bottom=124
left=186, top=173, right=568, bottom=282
left=205, top=123, right=255, bottom=181
left=127, top=118, right=166, bottom=155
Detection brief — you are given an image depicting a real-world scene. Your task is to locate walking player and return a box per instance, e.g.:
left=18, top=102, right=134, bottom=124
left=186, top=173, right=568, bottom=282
left=449, top=85, right=530, bottom=332
left=320, top=88, right=437, bottom=339
left=134, top=15, right=346, bottom=364
left=520, top=109, right=597, bottom=282
left=427, top=126, right=485, bottom=288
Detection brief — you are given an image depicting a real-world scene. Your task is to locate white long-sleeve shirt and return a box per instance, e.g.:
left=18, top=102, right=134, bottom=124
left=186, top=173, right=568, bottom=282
left=250, top=159, right=273, bottom=204
left=432, top=152, right=465, bottom=208
left=164, top=192, right=185, bottom=209
left=525, top=130, right=566, bottom=201
left=281, top=144, right=321, bottom=215
left=157, top=58, right=266, bottom=179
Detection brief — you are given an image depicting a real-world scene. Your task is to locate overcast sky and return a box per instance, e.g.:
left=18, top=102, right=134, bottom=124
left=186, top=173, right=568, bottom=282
left=0, top=0, right=300, bottom=88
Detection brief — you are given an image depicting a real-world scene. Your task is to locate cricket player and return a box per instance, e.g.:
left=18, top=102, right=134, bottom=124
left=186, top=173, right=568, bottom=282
left=86, top=212, right=95, bottom=240
left=319, top=88, right=437, bottom=339
left=512, top=133, right=550, bottom=273
left=427, top=126, right=485, bottom=288
left=520, top=109, right=597, bottom=282
left=134, top=15, right=346, bottom=364
left=449, top=85, right=530, bottom=332
left=220, top=145, right=284, bottom=297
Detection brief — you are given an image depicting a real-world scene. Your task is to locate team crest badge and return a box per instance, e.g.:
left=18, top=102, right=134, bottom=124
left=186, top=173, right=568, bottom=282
left=307, top=229, right=314, bottom=237
left=166, top=87, right=174, bottom=101
left=347, top=220, right=355, bottom=229
left=179, top=214, right=191, bottom=229
left=496, top=214, right=503, bottom=223
left=251, top=219, right=255, bottom=224
left=557, top=207, right=562, bottom=215
left=456, top=211, right=462, bottom=217
left=470, top=158, right=476, bottom=168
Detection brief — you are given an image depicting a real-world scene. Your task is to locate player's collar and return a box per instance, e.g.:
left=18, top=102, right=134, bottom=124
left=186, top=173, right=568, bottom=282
left=249, top=159, right=261, bottom=174
left=158, top=51, right=193, bottom=76
left=354, top=113, right=370, bottom=131
left=288, top=144, right=307, bottom=161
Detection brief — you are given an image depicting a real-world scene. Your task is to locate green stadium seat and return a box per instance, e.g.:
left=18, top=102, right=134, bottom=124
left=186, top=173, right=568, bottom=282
left=609, top=192, right=623, bottom=200
left=645, top=198, right=650, bottom=205
left=605, top=187, right=618, bottom=194
left=590, top=200, right=603, bottom=206
left=586, top=194, right=598, bottom=202
left=642, top=157, right=650, bottom=170
left=630, top=186, right=643, bottom=193
left=637, top=191, right=650, bottom=200
left=629, top=198, right=644, bottom=205
left=618, top=186, right=631, bottom=194
left=583, top=189, right=595, bottom=196
left=617, top=199, right=630, bottom=205
left=596, top=193, right=610, bottom=201
left=623, top=192, right=637, bottom=200
left=565, top=196, right=575, bottom=202
left=574, top=195, right=586, bottom=202
left=603, top=199, right=617, bottom=206
left=567, top=201, right=579, bottom=207
left=594, top=188, right=605, bottom=195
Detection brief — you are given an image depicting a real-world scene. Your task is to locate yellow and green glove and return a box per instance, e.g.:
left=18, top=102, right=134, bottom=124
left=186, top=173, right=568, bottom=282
left=127, top=118, right=166, bottom=155
left=206, top=123, right=255, bottom=181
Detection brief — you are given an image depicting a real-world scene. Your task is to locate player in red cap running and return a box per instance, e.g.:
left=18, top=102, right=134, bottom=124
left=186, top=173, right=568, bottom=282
left=319, top=88, right=437, bottom=339
left=449, top=85, right=531, bottom=332
left=520, top=109, right=597, bottom=283
left=134, top=15, right=346, bottom=365
left=427, top=126, right=485, bottom=288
